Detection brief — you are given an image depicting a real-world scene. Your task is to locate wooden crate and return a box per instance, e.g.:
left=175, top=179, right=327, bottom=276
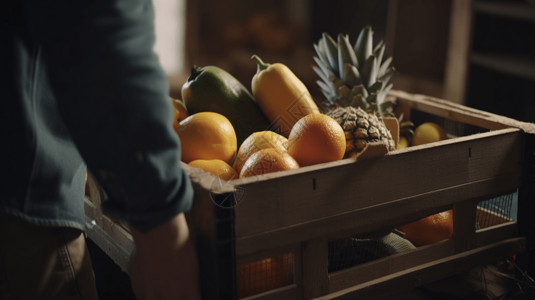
left=84, top=90, right=535, bottom=299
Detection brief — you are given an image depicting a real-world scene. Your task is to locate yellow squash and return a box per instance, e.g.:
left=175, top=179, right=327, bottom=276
left=251, top=55, right=319, bottom=137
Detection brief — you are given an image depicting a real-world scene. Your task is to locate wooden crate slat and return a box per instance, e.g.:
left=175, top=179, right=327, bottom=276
left=240, top=284, right=298, bottom=300
left=328, top=240, right=455, bottom=293
left=84, top=198, right=133, bottom=273
left=235, top=173, right=520, bottom=257
left=476, top=222, right=518, bottom=247
left=391, top=89, right=535, bottom=133
left=316, top=237, right=526, bottom=300
left=233, top=128, right=524, bottom=242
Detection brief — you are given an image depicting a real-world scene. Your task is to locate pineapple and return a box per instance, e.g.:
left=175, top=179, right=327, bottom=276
left=313, top=25, right=396, bottom=157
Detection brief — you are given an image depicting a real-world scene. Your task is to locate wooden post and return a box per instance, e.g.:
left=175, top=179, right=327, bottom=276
left=443, top=0, right=472, bottom=104
left=301, top=238, right=329, bottom=298
left=452, top=199, right=478, bottom=253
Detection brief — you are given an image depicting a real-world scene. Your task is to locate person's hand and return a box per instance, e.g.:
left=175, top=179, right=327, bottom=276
left=129, top=213, right=201, bottom=300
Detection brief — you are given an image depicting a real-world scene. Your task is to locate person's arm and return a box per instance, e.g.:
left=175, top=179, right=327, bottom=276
left=23, top=0, right=200, bottom=298
left=24, top=0, right=193, bottom=230
left=130, top=213, right=200, bottom=300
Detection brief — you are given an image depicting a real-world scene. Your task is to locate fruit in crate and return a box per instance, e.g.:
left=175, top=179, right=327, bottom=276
left=287, top=113, right=346, bottom=166
left=411, top=122, right=447, bottom=146
left=236, top=253, right=293, bottom=298
left=396, top=114, right=415, bottom=150
left=240, top=148, right=299, bottom=178
left=313, top=26, right=396, bottom=157
left=398, top=210, right=454, bottom=247
left=251, top=55, right=320, bottom=137
left=397, top=136, right=410, bottom=149
left=171, top=97, right=188, bottom=130
left=175, top=112, right=237, bottom=164
left=188, top=159, right=238, bottom=181
left=181, top=65, right=271, bottom=144
left=234, top=131, right=288, bottom=174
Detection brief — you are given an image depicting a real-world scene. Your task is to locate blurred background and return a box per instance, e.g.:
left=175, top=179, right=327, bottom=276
left=154, top=0, right=535, bottom=120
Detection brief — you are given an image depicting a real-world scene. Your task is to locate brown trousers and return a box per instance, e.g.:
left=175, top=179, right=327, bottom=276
left=0, top=215, right=99, bottom=300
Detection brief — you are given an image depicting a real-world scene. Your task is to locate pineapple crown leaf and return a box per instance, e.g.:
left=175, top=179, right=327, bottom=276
left=343, top=64, right=361, bottom=87
left=313, top=50, right=337, bottom=79
left=316, top=79, right=333, bottom=98
left=312, top=63, right=332, bottom=85
left=373, top=40, right=386, bottom=64
left=360, top=54, right=378, bottom=87
left=378, top=68, right=395, bottom=84
left=378, top=82, right=394, bottom=104
left=368, top=81, right=385, bottom=95
left=352, top=84, right=368, bottom=98
left=379, top=101, right=395, bottom=117
left=313, top=25, right=395, bottom=115
left=321, top=32, right=339, bottom=76
left=313, top=43, right=328, bottom=65
left=379, top=56, right=393, bottom=77
left=337, top=34, right=358, bottom=78
left=354, top=25, right=374, bottom=68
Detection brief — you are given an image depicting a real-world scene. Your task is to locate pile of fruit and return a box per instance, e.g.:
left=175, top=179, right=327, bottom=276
left=172, top=25, right=449, bottom=179
left=170, top=25, right=454, bottom=296
left=174, top=54, right=349, bottom=180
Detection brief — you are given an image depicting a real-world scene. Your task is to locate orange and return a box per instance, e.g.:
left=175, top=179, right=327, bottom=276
left=171, top=97, right=189, bottom=129
left=398, top=210, right=454, bottom=247
left=287, top=113, right=346, bottom=166
left=176, top=112, right=237, bottom=164
left=411, top=122, right=447, bottom=146
left=188, top=159, right=238, bottom=181
left=233, top=131, right=288, bottom=174
left=236, top=253, right=293, bottom=298
left=239, top=148, right=299, bottom=178
left=237, top=258, right=272, bottom=297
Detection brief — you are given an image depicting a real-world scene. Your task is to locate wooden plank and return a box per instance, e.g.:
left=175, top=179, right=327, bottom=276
left=443, top=0, right=472, bottom=104
left=472, top=1, right=535, bottom=22
left=314, top=237, right=526, bottom=300
left=84, top=200, right=134, bottom=269
left=302, top=238, right=329, bottom=298
left=328, top=240, right=455, bottom=293
left=476, top=222, right=518, bottom=247
left=242, top=285, right=298, bottom=300
left=390, top=89, right=535, bottom=133
left=470, top=53, right=535, bottom=82
left=84, top=174, right=134, bottom=273
left=186, top=179, right=237, bottom=300
left=384, top=0, right=399, bottom=59
left=452, top=199, right=478, bottom=253
left=233, top=129, right=523, bottom=243
left=236, top=174, right=521, bottom=257
left=85, top=203, right=133, bottom=273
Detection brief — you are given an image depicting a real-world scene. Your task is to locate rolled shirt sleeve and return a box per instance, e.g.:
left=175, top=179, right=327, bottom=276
left=24, top=0, right=194, bottom=232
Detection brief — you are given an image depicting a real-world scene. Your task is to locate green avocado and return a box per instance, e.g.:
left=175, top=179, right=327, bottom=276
left=181, top=65, right=272, bottom=145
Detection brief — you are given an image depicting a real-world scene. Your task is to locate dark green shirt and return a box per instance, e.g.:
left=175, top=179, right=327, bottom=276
left=1, top=0, right=193, bottom=232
